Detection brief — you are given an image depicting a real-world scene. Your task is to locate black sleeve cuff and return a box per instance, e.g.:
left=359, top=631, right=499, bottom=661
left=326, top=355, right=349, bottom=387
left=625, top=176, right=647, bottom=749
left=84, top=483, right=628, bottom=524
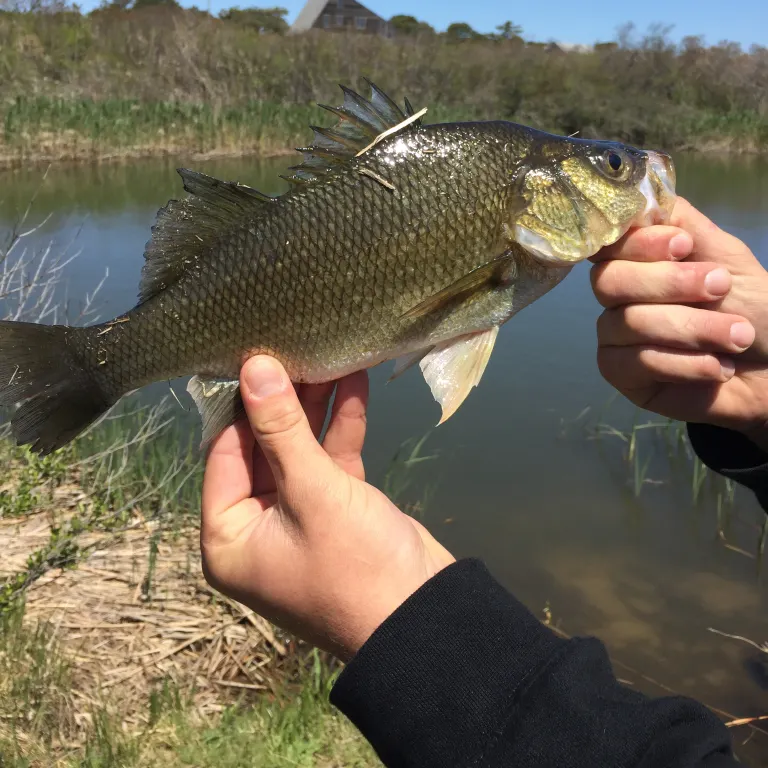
left=329, top=558, right=568, bottom=767
left=687, top=422, right=768, bottom=511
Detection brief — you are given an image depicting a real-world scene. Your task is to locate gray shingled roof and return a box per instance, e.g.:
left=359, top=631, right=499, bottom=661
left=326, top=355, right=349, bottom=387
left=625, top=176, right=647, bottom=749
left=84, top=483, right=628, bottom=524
left=290, top=0, right=330, bottom=31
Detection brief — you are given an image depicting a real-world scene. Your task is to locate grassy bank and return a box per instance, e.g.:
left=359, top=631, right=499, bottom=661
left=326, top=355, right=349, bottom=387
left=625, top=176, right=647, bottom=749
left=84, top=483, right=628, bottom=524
left=0, top=8, right=767, bottom=166
left=0, top=96, right=469, bottom=168
left=0, top=413, right=380, bottom=767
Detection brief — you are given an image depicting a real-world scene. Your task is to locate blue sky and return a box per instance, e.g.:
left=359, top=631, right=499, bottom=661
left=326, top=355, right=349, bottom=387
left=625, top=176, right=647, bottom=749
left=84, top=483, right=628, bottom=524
left=69, top=0, right=766, bottom=48
left=175, top=0, right=764, bottom=49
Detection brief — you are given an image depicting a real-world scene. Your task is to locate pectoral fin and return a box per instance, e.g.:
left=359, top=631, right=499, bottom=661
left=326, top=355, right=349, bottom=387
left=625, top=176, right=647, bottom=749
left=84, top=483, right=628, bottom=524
left=187, top=375, right=245, bottom=449
left=401, top=254, right=516, bottom=320
left=419, top=327, right=499, bottom=424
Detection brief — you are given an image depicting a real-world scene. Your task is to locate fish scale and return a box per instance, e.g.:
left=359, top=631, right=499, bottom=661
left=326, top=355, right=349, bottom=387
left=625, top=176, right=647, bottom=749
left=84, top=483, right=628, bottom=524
left=0, top=82, right=676, bottom=454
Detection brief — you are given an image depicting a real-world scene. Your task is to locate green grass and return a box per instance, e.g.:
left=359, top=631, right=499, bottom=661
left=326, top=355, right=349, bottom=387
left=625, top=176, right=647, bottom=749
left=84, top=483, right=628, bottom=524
left=0, top=95, right=475, bottom=164
left=2, top=98, right=333, bottom=161
left=0, top=601, right=377, bottom=767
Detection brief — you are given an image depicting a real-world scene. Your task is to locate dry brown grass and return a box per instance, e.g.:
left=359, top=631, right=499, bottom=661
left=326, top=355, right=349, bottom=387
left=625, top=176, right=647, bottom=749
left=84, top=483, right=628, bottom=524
left=1, top=508, right=314, bottom=727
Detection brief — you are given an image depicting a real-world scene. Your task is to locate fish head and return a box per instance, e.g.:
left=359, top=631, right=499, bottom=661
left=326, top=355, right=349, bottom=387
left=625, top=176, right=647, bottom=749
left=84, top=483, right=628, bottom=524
left=509, top=134, right=677, bottom=265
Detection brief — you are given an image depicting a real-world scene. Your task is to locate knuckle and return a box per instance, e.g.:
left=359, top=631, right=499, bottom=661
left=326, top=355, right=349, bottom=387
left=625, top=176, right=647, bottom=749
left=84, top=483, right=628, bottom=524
left=619, top=304, right=643, bottom=333
left=701, top=355, right=723, bottom=379
left=671, top=263, right=700, bottom=298
left=596, top=347, right=621, bottom=383
left=634, top=227, right=655, bottom=253
left=637, top=346, right=670, bottom=376
left=595, top=309, right=611, bottom=338
left=591, top=263, right=623, bottom=304
left=255, top=398, right=305, bottom=437
left=695, top=312, right=720, bottom=342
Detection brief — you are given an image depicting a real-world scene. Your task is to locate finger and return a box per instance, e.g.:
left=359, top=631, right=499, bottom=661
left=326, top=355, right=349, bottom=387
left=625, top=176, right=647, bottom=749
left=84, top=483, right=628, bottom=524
left=671, top=197, right=755, bottom=267
left=597, top=345, right=736, bottom=390
left=322, top=370, right=369, bottom=481
left=634, top=369, right=767, bottom=430
left=240, top=355, right=329, bottom=492
left=591, top=260, right=731, bottom=308
left=202, top=418, right=255, bottom=519
left=597, top=305, right=755, bottom=353
left=297, top=381, right=337, bottom=439
left=592, top=226, right=693, bottom=263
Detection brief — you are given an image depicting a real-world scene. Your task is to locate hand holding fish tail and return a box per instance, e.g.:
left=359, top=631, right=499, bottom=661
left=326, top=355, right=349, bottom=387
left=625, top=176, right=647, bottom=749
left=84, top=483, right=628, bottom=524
left=592, top=197, right=768, bottom=450
left=201, top=355, right=454, bottom=661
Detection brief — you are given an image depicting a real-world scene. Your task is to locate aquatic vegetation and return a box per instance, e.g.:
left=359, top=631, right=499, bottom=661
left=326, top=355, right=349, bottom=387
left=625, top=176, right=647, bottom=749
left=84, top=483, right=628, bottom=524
left=587, top=404, right=768, bottom=569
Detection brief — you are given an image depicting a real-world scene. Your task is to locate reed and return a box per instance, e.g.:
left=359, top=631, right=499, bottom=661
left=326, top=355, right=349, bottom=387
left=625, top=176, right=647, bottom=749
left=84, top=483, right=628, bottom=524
left=588, top=403, right=767, bottom=566
left=1, top=8, right=766, bottom=165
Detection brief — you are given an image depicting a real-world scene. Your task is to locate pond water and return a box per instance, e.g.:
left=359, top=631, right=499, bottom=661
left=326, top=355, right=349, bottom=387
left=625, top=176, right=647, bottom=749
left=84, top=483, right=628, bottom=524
left=1, top=152, right=767, bottom=762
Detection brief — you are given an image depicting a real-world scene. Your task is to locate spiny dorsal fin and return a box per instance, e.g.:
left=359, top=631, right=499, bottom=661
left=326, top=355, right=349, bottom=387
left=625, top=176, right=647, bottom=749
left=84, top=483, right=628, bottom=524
left=138, top=169, right=275, bottom=305
left=281, top=80, right=424, bottom=186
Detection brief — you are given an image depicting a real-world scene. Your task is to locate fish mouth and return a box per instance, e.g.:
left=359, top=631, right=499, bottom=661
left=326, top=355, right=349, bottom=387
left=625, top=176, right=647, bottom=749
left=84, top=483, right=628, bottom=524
left=633, top=150, right=677, bottom=227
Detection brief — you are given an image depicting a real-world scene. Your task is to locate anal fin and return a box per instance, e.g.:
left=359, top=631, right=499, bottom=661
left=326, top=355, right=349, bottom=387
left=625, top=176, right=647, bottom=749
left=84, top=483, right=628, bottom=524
left=187, top=375, right=245, bottom=449
left=419, top=327, right=499, bottom=424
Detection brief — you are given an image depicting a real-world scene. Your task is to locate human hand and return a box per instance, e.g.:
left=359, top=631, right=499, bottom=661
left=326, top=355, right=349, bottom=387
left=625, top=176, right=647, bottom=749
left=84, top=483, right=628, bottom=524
left=200, top=356, right=455, bottom=661
left=591, top=197, right=768, bottom=451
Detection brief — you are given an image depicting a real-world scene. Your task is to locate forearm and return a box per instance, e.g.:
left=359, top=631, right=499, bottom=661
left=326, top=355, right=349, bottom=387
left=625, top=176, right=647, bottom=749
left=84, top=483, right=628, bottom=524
left=331, top=559, right=736, bottom=768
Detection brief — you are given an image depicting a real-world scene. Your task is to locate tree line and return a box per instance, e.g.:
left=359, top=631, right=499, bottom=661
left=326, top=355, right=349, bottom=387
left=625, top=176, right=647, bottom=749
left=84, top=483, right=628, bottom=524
left=0, top=2, right=766, bottom=154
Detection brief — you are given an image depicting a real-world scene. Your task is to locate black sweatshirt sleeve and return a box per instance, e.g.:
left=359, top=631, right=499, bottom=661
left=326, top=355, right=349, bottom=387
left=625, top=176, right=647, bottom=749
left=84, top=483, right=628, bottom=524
left=688, top=422, right=768, bottom=511
left=330, top=422, right=768, bottom=767
left=330, top=559, right=736, bottom=768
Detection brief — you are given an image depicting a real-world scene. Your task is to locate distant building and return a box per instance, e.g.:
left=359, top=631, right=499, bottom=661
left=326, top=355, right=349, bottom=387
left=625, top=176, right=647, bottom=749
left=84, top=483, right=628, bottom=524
left=543, top=41, right=594, bottom=54
left=290, top=0, right=390, bottom=35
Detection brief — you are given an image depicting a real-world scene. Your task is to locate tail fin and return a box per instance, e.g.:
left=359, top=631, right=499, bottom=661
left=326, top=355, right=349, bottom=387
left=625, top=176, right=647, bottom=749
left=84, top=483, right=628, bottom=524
left=0, top=321, right=114, bottom=455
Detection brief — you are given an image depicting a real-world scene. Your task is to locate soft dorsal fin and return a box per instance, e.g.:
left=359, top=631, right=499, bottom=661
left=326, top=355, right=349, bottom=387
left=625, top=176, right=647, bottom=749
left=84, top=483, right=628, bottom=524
left=137, top=169, right=275, bottom=305
left=281, top=79, right=425, bottom=186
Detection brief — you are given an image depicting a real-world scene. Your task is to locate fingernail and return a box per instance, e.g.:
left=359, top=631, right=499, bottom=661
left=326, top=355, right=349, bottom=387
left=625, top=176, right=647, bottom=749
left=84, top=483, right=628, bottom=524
left=720, top=357, right=736, bottom=379
left=704, top=268, right=730, bottom=296
left=244, top=357, right=286, bottom=398
left=730, top=321, right=755, bottom=350
left=668, top=233, right=693, bottom=259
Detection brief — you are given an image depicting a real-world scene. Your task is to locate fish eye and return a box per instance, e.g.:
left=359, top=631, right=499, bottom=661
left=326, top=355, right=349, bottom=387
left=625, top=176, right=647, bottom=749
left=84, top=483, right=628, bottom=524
left=595, top=149, right=631, bottom=181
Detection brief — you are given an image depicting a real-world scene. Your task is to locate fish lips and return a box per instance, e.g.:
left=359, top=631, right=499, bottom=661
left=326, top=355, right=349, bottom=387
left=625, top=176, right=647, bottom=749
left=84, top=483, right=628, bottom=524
left=633, top=150, right=677, bottom=227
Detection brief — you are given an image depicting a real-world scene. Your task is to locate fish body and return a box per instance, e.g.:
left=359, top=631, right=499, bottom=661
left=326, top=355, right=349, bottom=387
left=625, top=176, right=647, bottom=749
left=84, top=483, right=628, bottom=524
left=0, top=83, right=677, bottom=454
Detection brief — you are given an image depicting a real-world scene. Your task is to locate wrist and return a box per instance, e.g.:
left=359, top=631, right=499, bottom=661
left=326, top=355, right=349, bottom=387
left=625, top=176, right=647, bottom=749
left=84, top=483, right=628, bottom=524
left=740, top=423, right=768, bottom=454
left=340, top=549, right=456, bottom=660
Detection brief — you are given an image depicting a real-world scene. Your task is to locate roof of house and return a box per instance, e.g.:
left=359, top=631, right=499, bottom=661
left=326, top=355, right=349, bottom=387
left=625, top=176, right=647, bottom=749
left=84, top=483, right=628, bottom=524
left=290, top=0, right=328, bottom=32
left=290, top=0, right=384, bottom=32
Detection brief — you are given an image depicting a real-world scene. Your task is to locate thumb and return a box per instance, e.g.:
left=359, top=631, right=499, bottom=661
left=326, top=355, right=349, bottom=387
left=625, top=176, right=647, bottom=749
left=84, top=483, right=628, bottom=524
left=240, top=355, right=329, bottom=490
left=673, top=198, right=757, bottom=269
